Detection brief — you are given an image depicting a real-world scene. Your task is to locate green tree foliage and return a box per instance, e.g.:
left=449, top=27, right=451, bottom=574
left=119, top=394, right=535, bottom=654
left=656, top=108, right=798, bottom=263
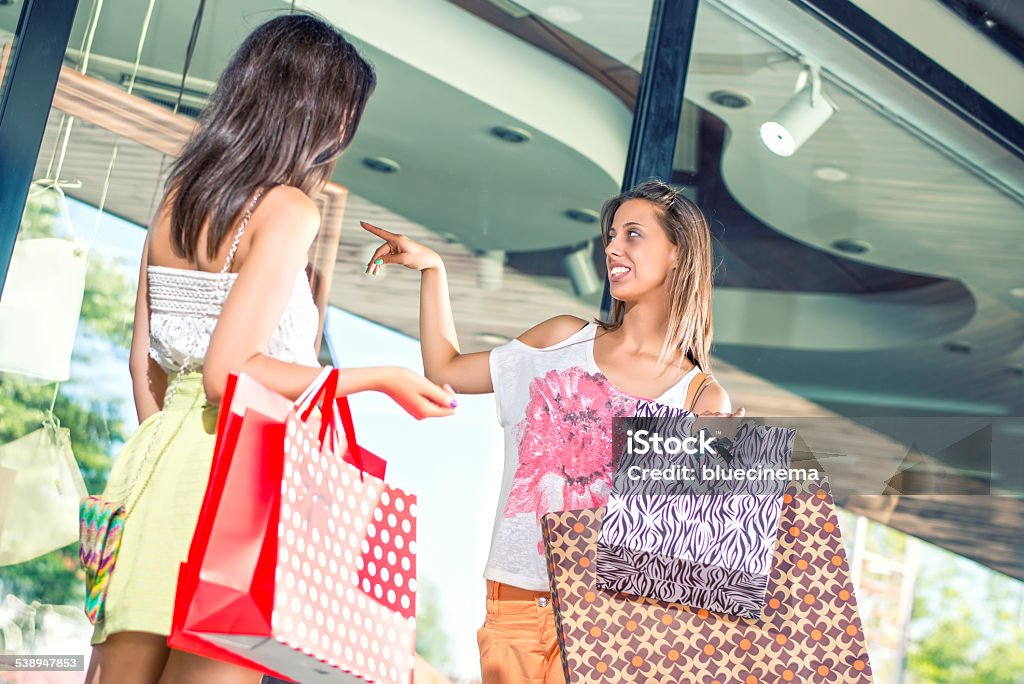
left=415, top=578, right=452, bottom=670
left=908, top=617, right=1024, bottom=683
left=905, top=548, right=1024, bottom=683
left=907, top=612, right=979, bottom=683
left=0, top=191, right=132, bottom=606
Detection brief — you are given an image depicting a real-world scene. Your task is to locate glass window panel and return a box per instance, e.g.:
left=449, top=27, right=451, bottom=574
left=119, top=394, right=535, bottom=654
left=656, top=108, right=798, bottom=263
left=680, top=1, right=1024, bottom=680
left=2, top=0, right=657, bottom=679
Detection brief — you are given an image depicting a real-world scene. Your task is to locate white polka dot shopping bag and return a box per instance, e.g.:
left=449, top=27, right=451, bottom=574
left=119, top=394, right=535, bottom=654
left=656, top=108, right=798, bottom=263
left=169, top=368, right=416, bottom=683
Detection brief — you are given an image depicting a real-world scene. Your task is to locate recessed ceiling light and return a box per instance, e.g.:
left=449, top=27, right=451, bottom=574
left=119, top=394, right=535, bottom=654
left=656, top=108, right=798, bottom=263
left=1010, top=287, right=1024, bottom=298
left=541, top=6, right=584, bottom=23
left=709, top=90, right=752, bottom=109
left=362, top=156, right=400, bottom=174
left=831, top=238, right=871, bottom=254
left=814, top=166, right=849, bottom=182
left=565, top=208, right=599, bottom=224
left=490, top=125, right=532, bottom=144
left=943, top=340, right=972, bottom=354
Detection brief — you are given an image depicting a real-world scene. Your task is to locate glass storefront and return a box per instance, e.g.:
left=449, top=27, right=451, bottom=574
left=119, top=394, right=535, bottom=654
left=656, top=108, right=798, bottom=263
left=1, top=1, right=1021, bottom=681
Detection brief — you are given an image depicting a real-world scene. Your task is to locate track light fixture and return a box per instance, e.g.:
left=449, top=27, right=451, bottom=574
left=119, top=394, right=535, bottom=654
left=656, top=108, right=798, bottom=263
left=760, top=62, right=837, bottom=157
left=564, top=241, right=600, bottom=297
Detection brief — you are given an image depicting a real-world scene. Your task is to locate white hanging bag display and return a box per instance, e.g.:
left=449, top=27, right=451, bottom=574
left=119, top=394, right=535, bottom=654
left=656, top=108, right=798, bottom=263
left=0, top=186, right=88, bottom=382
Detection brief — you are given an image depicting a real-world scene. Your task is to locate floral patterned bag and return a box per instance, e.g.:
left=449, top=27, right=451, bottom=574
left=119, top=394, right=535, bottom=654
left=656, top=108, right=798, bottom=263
left=542, top=477, right=873, bottom=683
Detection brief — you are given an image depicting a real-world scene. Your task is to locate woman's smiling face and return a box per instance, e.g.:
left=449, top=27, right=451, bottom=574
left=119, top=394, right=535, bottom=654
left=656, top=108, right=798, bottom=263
left=604, top=198, right=679, bottom=303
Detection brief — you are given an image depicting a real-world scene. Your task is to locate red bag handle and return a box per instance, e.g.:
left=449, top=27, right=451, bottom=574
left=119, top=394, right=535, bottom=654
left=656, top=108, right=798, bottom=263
left=330, top=396, right=365, bottom=478
left=294, top=367, right=369, bottom=478
left=295, top=366, right=336, bottom=415
left=295, top=367, right=340, bottom=447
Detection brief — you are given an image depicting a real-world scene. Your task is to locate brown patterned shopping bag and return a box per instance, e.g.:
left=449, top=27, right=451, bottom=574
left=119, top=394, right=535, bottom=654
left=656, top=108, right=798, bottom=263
left=542, top=478, right=873, bottom=683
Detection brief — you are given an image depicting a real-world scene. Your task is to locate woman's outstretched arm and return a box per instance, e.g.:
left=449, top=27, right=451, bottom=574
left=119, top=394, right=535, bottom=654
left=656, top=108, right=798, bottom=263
left=362, top=222, right=593, bottom=394
left=203, top=187, right=455, bottom=419
left=361, top=222, right=493, bottom=394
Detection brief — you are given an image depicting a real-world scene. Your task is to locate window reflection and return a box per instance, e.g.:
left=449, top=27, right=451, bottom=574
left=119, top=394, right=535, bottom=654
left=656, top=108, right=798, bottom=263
left=2, top=0, right=1021, bottom=681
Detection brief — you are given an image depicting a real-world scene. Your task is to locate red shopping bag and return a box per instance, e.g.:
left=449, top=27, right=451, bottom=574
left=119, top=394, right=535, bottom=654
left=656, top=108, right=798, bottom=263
left=169, top=369, right=385, bottom=673
left=169, top=368, right=416, bottom=683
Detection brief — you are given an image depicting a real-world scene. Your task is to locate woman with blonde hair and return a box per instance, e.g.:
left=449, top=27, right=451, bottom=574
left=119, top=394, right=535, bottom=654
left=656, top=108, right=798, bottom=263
left=362, top=179, right=743, bottom=683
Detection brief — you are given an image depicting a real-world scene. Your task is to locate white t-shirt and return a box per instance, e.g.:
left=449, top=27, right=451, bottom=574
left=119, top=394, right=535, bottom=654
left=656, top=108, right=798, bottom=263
left=485, top=322, right=702, bottom=591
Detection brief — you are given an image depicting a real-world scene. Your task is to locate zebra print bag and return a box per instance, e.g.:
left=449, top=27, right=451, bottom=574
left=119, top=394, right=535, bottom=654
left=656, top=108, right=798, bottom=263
left=596, top=401, right=796, bottom=618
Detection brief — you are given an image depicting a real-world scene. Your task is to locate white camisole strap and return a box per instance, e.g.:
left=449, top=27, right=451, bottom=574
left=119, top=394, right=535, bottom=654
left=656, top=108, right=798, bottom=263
left=220, top=185, right=269, bottom=275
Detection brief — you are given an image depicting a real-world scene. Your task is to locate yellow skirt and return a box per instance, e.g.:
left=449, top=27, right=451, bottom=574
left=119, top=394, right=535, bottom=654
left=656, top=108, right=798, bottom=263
left=91, top=372, right=218, bottom=644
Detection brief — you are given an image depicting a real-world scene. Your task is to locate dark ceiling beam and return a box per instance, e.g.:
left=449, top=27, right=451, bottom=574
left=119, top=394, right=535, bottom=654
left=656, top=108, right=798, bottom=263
left=790, top=0, right=1024, bottom=161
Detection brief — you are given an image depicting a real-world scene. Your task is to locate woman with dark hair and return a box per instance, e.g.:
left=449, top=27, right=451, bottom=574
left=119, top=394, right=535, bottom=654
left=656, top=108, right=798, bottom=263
left=362, top=180, right=743, bottom=683
left=85, top=15, right=456, bottom=684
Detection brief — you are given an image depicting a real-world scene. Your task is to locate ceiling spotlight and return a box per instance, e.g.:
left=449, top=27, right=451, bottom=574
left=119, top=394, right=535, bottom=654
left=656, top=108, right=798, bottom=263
left=362, top=156, right=400, bottom=174
left=490, top=125, right=532, bottom=144
left=831, top=238, right=870, bottom=254
left=710, top=90, right=752, bottom=109
left=1010, top=287, right=1024, bottom=298
left=565, top=208, right=599, bottom=224
left=760, top=62, right=837, bottom=157
left=477, top=249, right=505, bottom=291
left=564, top=242, right=601, bottom=297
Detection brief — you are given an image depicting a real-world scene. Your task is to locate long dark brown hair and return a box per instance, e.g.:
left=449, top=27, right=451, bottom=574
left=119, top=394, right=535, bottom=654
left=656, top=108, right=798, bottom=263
left=166, top=14, right=376, bottom=262
left=597, top=180, right=714, bottom=372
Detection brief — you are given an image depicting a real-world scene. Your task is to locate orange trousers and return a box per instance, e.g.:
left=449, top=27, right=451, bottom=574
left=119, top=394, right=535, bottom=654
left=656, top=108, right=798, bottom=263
left=477, top=580, right=566, bottom=684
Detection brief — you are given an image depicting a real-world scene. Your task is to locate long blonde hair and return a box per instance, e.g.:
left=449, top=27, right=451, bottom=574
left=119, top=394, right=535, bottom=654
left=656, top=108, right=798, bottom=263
left=597, top=180, right=714, bottom=372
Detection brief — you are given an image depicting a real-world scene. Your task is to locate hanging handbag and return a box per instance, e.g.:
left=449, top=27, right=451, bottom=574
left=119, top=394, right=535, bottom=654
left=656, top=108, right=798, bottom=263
left=0, top=187, right=87, bottom=382
left=0, top=416, right=87, bottom=566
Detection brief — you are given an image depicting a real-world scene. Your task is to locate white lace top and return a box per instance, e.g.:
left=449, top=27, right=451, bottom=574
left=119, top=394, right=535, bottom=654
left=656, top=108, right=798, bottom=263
left=147, top=266, right=319, bottom=373
left=146, top=186, right=320, bottom=374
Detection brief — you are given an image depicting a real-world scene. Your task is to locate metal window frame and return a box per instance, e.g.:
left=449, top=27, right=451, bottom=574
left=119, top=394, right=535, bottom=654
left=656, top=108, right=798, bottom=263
left=600, top=0, right=701, bottom=319
left=0, top=0, right=80, bottom=294
left=790, top=0, right=1024, bottom=161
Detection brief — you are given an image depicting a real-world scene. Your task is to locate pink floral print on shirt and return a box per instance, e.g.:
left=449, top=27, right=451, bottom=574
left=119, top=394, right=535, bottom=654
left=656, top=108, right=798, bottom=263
left=503, top=367, right=638, bottom=541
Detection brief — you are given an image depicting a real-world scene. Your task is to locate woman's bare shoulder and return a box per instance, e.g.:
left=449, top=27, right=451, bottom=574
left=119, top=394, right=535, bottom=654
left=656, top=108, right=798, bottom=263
left=515, top=315, right=590, bottom=349
left=252, top=185, right=320, bottom=233
left=691, top=377, right=732, bottom=414
left=241, top=185, right=321, bottom=255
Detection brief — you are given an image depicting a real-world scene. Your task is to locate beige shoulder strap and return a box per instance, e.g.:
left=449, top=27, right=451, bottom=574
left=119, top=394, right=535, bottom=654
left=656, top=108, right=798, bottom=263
left=684, top=371, right=717, bottom=413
